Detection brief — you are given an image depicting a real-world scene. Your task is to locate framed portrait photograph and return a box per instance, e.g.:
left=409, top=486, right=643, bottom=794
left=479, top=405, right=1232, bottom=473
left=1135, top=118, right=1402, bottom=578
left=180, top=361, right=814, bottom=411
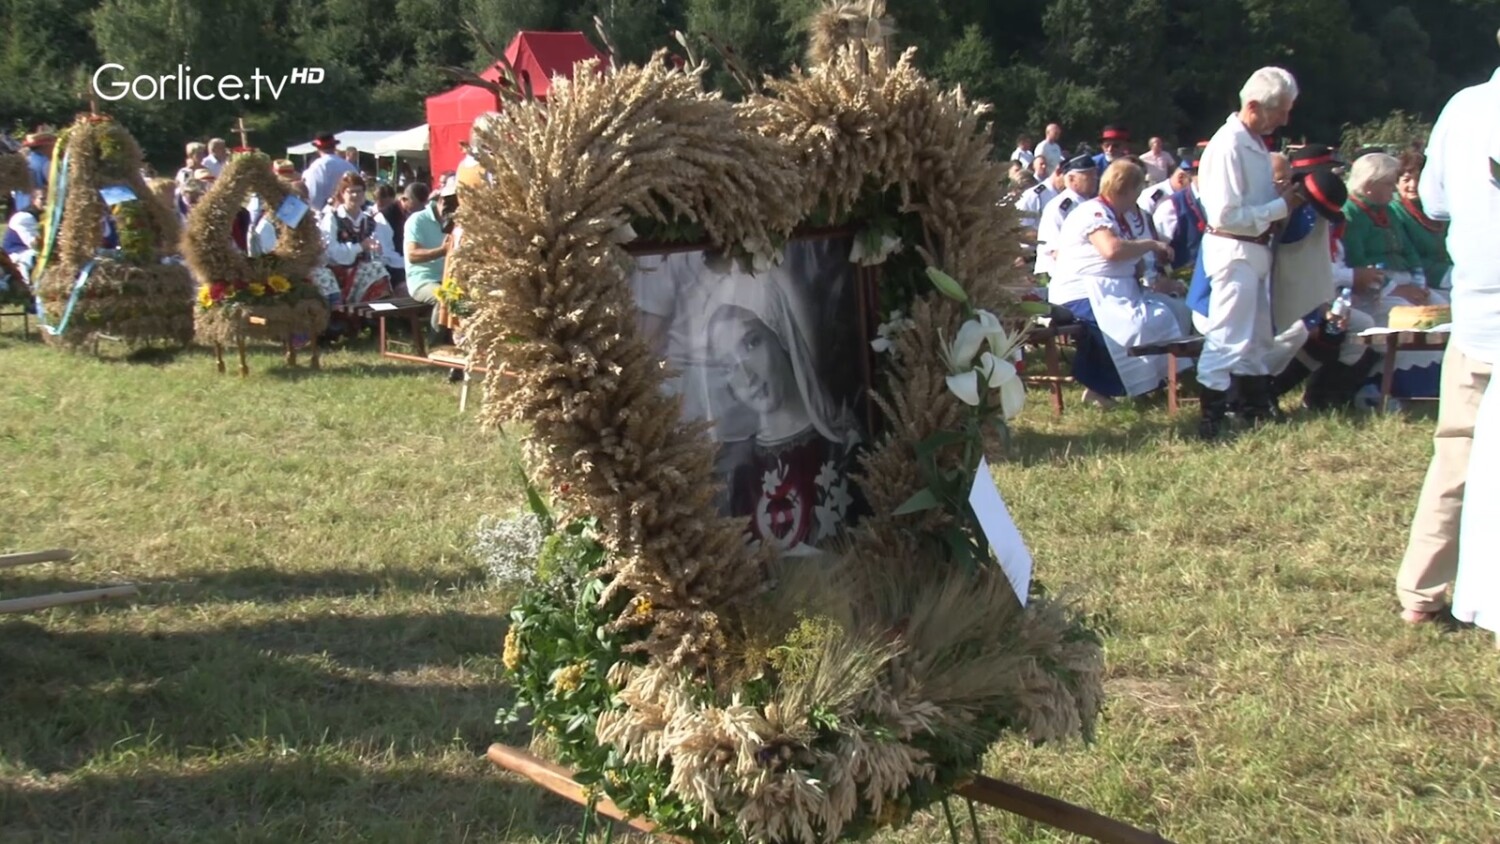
left=628, top=232, right=878, bottom=556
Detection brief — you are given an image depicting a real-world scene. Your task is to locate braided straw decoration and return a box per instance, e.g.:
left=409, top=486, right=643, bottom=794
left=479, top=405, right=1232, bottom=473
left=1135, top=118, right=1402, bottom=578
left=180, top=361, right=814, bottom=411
left=34, top=116, right=194, bottom=347
left=183, top=152, right=328, bottom=345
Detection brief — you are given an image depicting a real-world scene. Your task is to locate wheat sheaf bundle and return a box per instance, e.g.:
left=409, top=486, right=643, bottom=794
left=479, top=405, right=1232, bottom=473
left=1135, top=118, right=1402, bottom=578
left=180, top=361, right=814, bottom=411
left=34, top=116, right=194, bottom=347
left=183, top=152, right=328, bottom=346
left=473, top=9, right=1102, bottom=840
left=462, top=54, right=804, bottom=669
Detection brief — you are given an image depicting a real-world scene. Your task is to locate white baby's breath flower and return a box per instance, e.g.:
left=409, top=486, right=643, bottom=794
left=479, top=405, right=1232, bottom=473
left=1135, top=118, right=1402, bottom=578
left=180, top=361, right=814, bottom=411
left=473, top=512, right=547, bottom=587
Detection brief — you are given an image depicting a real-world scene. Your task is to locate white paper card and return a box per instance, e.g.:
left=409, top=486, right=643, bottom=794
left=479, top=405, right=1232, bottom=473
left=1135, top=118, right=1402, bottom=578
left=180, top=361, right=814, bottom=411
left=275, top=194, right=310, bottom=227
left=367, top=302, right=397, bottom=311
left=99, top=184, right=137, bottom=205
left=1359, top=325, right=1452, bottom=337
left=969, top=457, right=1032, bottom=606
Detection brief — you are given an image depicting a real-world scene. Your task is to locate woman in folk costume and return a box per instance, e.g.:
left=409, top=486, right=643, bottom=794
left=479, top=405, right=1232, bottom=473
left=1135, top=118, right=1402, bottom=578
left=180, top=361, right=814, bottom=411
left=1049, top=158, right=1193, bottom=406
left=697, top=257, right=865, bottom=557
left=310, top=171, right=392, bottom=308
left=1389, top=151, right=1452, bottom=288
left=1339, top=152, right=1447, bottom=399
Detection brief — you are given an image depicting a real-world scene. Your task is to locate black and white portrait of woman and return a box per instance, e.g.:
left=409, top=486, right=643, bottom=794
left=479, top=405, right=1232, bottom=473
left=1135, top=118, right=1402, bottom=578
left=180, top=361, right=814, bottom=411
left=630, top=236, right=869, bottom=555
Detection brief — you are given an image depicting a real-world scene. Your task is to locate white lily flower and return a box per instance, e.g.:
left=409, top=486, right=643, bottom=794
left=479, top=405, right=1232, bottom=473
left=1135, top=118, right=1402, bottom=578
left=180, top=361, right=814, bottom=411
left=607, top=222, right=638, bottom=244
left=870, top=336, right=892, bottom=353
left=979, top=352, right=1026, bottom=419
left=949, top=318, right=986, bottom=370
left=946, top=369, right=981, bottom=406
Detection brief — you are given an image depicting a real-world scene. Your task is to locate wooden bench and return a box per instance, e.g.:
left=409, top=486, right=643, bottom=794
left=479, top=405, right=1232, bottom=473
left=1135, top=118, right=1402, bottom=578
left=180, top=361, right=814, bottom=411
left=0, top=306, right=31, bottom=339
left=1350, top=328, right=1449, bottom=412
left=1127, top=336, right=1204, bottom=414
left=1021, top=322, right=1085, bottom=415
left=332, top=297, right=434, bottom=360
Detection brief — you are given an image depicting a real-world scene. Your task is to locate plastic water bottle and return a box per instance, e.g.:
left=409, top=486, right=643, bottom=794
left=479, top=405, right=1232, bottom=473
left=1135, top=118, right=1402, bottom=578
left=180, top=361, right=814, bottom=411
left=1413, top=266, right=1427, bottom=290
left=1326, top=286, right=1353, bottom=337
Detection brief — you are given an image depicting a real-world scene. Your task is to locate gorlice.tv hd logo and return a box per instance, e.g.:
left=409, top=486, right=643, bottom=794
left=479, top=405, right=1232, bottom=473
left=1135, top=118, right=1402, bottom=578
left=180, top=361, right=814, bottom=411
left=92, top=64, right=325, bottom=102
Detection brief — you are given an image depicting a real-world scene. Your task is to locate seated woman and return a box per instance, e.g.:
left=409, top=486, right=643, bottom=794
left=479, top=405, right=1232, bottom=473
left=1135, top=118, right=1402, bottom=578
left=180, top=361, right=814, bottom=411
left=1340, top=152, right=1447, bottom=400
left=311, top=172, right=392, bottom=319
left=1389, top=151, right=1451, bottom=288
left=1048, top=158, right=1191, bottom=406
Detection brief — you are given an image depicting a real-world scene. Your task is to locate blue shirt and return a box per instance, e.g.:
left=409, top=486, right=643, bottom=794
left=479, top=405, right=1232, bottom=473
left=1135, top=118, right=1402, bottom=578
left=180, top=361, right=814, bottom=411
left=402, top=205, right=446, bottom=293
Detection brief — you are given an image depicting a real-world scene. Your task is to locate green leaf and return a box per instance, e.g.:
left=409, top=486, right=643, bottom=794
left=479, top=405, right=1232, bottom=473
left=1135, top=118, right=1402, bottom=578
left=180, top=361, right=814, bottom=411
left=1017, top=301, right=1052, bottom=316
left=925, top=267, right=969, bottom=303
left=893, top=488, right=942, bottom=516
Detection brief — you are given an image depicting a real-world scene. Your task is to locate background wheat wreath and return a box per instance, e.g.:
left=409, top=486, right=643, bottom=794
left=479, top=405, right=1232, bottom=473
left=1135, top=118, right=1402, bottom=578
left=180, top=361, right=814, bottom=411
left=182, top=151, right=328, bottom=375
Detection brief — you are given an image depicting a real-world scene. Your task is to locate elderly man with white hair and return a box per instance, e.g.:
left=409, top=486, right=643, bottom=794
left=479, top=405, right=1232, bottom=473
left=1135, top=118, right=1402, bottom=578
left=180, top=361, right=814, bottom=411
left=1193, top=66, right=1307, bottom=439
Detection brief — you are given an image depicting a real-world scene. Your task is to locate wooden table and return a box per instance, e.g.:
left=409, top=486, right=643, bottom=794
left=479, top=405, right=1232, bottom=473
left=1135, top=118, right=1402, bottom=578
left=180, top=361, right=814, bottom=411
left=1350, top=328, right=1449, bottom=411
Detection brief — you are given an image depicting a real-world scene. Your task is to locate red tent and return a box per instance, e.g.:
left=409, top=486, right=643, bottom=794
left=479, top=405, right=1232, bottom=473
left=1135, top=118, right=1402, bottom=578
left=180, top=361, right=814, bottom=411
left=425, top=31, right=607, bottom=177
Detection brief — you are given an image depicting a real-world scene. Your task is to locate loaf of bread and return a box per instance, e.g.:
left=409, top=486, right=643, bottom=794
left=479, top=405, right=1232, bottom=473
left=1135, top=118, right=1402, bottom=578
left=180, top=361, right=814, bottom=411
left=1387, top=305, right=1451, bottom=330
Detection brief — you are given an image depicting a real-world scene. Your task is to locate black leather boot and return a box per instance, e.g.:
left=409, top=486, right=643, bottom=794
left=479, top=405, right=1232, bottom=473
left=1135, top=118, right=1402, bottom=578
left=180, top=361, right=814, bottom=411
left=1306, top=350, right=1379, bottom=411
left=1237, top=374, right=1276, bottom=426
left=1199, top=385, right=1231, bottom=440
left=1270, top=359, right=1312, bottom=400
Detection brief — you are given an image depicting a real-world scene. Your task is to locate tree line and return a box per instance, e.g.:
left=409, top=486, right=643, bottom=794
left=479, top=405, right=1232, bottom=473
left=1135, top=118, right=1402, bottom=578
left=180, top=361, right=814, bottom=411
left=3, top=0, right=1495, bottom=172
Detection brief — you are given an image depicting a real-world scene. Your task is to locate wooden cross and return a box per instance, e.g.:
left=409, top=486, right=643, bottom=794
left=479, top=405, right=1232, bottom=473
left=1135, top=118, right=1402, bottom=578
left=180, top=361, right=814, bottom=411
left=232, top=117, right=253, bottom=150
left=78, top=79, right=99, bottom=118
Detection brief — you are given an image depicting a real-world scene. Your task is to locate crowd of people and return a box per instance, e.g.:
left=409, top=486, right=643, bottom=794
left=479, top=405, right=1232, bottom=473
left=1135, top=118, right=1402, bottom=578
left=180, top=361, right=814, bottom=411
left=2, top=130, right=456, bottom=347
left=1003, top=85, right=1449, bottom=425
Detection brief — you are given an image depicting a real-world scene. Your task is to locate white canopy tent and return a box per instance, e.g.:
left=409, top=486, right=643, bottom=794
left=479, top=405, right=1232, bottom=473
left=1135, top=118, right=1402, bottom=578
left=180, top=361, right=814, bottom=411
left=372, top=124, right=428, bottom=157
left=286, top=130, right=397, bottom=157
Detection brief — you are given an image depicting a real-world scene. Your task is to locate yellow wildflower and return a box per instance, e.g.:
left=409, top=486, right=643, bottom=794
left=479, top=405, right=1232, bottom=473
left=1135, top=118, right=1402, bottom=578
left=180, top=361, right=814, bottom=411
left=248, top=282, right=266, bottom=297
left=633, top=597, right=653, bottom=619
left=502, top=627, right=523, bottom=671
left=552, top=662, right=586, bottom=694
left=267, top=275, right=291, bottom=293
left=197, top=286, right=213, bottom=308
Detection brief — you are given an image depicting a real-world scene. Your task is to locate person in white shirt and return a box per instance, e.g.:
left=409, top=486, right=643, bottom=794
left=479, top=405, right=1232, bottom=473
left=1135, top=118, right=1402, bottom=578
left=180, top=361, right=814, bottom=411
left=1193, top=66, right=1306, bottom=438
left=1034, top=155, right=1099, bottom=280
left=1035, top=123, right=1065, bottom=174
left=1138, top=137, right=1176, bottom=184
left=302, top=132, right=360, bottom=211
left=1396, top=39, right=1500, bottom=638
left=201, top=138, right=228, bottom=177
left=1014, top=167, right=1059, bottom=231
left=1009, top=133, right=1035, bottom=169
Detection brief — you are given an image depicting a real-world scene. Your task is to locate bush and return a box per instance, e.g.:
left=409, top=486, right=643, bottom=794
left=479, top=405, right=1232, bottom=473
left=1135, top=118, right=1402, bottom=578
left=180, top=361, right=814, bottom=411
left=1339, top=109, right=1431, bottom=160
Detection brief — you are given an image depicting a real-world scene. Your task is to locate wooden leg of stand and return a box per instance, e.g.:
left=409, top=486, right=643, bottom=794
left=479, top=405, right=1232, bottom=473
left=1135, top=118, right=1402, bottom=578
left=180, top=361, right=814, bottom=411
left=1167, top=354, right=1180, bottom=415
left=1381, top=337, right=1398, bottom=411
left=310, top=342, right=321, bottom=370
left=459, top=372, right=469, bottom=413
left=214, top=343, right=226, bottom=374
left=237, top=334, right=249, bottom=378
left=285, top=337, right=297, bottom=367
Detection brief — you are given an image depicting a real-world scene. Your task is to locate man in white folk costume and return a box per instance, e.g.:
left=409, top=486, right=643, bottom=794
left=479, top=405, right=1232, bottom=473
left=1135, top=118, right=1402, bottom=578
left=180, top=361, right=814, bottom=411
left=1194, top=67, right=1306, bottom=438
left=1034, top=154, right=1100, bottom=281
left=1396, top=34, right=1500, bottom=643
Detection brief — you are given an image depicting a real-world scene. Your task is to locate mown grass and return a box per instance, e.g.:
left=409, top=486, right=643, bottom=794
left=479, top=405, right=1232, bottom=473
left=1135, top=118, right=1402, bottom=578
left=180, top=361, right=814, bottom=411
left=1, top=319, right=1495, bottom=843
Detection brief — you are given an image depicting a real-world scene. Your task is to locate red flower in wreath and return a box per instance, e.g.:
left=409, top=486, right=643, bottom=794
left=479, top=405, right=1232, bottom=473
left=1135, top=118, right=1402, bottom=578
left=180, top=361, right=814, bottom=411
left=209, top=282, right=229, bottom=301
left=233, top=280, right=249, bottom=291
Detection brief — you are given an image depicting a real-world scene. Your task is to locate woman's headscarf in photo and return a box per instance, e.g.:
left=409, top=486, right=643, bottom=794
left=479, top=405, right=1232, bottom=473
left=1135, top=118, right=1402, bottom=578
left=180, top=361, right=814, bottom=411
left=697, top=260, right=862, bottom=449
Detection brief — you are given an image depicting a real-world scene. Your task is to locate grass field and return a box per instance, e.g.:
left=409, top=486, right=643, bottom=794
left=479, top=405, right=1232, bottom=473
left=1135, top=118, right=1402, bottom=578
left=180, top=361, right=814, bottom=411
left=1, top=319, right=1496, bottom=843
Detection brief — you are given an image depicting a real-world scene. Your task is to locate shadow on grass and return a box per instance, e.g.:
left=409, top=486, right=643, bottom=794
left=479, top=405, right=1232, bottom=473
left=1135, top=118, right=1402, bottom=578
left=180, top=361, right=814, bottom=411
left=0, top=753, right=604, bottom=842
left=0, top=564, right=494, bottom=611
left=262, top=360, right=446, bottom=382
left=0, top=611, right=526, bottom=776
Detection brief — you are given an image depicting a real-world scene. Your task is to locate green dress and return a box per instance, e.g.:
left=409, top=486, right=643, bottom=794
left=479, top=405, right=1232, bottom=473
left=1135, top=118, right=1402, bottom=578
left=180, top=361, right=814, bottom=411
left=1341, top=195, right=1421, bottom=274
left=1388, top=197, right=1451, bottom=287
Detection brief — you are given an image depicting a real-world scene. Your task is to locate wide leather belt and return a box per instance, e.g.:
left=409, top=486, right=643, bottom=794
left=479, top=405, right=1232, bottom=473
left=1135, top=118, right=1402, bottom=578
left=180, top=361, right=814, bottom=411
left=1206, top=227, right=1273, bottom=246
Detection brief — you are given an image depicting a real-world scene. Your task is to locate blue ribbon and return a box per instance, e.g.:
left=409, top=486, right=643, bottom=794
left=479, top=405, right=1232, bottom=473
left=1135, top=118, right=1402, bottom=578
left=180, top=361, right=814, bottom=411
left=35, top=259, right=99, bottom=337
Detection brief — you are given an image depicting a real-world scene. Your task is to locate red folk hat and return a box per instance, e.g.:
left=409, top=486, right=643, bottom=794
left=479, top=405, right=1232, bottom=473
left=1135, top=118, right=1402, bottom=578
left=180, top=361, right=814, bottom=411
left=1289, top=143, right=1344, bottom=175
left=1100, top=125, right=1129, bottom=143
left=1301, top=168, right=1348, bottom=224
left=311, top=132, right=339, bottom=152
